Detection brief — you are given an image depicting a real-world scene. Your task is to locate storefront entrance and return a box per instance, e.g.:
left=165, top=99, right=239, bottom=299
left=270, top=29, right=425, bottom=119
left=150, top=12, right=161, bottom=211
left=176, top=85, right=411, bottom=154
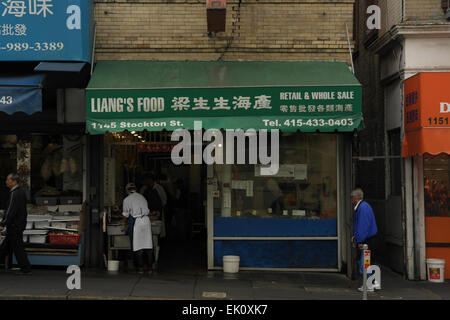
left=104, top=131, right=207, bottom=273
left=403, top=72, right=450, bottom=279
left=87, top=60, right=362, bottom=273
left=424, top=153, right=450, bottom=279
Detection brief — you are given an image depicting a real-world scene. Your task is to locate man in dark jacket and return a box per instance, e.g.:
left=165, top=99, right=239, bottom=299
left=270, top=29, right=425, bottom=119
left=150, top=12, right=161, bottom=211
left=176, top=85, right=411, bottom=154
left=0, top=173, right=32, bottom=275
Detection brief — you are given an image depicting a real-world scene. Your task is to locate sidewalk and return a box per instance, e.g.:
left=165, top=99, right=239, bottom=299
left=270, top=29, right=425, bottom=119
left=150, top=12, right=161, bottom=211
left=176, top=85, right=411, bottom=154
left=0, top=265, right=449, bottom=300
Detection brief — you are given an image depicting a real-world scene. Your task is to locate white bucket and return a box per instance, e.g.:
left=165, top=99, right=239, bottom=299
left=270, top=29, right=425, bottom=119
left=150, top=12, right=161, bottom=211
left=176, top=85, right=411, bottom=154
left=426, top=259, right=445, bottom=283
left=223, top=255, right=240, bottom=273
left=107, top=260, right=120, bottom=272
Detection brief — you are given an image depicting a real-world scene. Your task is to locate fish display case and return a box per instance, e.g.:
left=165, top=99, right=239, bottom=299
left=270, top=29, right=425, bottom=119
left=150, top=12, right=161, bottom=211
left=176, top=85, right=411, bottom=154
left=0, top=133, right=87, bottom=267
left=13, top=203, right=86, bottom=266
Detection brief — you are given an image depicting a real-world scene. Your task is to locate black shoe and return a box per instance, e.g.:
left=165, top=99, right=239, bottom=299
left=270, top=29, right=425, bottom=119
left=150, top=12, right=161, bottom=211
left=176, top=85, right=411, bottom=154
left=15, top=270, right=32, bottom=276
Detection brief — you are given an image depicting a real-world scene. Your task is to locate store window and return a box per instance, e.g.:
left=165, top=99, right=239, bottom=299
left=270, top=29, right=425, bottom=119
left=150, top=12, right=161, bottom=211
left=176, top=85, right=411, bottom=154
left=210, top=132, right=339, bottom=268
left=31, top=134, right=84, bottom=203
left=0, top=134, right=85, bottom=259
left=212, top=133, right=337, bottom=222
left=0, top=134, right=84, bottom=207
left=424, top=153, right=450, bottom=217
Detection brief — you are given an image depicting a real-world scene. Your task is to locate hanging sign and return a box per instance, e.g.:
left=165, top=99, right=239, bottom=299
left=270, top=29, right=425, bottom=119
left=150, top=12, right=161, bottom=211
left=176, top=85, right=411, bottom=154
left=137, top=143, right=174, bottom=153
left=87, top=86, right=363, bottom=134
left=402, top=72, right=450, bottom=156
left=0, top=0, right=94, bottom=62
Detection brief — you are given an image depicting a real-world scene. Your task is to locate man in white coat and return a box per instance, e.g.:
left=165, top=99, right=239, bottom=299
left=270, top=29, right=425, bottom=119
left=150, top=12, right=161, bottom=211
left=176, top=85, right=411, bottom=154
left=122, top=183, right=153, bottom=275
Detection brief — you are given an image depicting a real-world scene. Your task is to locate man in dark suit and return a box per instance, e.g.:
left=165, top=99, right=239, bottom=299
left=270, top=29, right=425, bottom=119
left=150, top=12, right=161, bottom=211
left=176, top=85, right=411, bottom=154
left=0, top=173, right=32, bottom=275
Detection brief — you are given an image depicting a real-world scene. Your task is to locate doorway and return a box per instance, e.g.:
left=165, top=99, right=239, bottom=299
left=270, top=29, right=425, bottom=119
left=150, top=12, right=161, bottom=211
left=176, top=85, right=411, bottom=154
left=140, top=154, right=207, bottom=274
left=424, top=153, right=450, bottom=279
left=104, top=131, right=208, bottom=274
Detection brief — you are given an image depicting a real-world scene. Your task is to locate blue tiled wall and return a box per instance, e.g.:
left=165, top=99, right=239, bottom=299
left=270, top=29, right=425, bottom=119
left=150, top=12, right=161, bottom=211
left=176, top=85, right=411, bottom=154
left=214, top=240, right=338, bottom=268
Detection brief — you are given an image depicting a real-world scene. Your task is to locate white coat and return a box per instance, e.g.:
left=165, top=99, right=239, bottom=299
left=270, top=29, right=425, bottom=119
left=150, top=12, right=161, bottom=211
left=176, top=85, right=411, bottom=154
left=122, top=191, right=153, bottom=252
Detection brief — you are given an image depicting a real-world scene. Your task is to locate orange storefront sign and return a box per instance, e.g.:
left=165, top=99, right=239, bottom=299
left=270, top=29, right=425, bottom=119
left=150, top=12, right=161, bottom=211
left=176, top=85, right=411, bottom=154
left=426, top=217, right=450, bottom=279
left=402, top=73, right=450, bottom=157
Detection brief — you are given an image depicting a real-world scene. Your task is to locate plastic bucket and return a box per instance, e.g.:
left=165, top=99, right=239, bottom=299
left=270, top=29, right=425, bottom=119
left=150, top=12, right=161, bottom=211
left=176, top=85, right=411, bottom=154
left=426, top=259, right=445, bottom=283
left=107, top=260, right=120, bottom=272
left=223, top=255, right=240, bottom=273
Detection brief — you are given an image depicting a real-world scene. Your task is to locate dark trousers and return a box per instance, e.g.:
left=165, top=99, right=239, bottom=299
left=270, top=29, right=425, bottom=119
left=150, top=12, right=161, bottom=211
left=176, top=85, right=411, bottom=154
left=0, top=230, right=31, bottom=272
left=135, top=249, right=154, bottom=270
left=127, top=217, right=153, bottom=271
left=127, top=217, right=139, bottom=269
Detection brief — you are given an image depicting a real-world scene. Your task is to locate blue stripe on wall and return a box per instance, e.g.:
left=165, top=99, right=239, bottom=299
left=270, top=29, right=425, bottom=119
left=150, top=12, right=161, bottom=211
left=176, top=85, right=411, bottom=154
left=214, top=217, right=337, bottom=237
left=214, top=240, right=338, bottom=268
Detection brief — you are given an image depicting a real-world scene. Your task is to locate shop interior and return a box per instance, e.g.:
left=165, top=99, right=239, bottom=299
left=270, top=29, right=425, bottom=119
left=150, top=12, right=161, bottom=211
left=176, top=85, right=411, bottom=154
left=104, top=131, right=340, bottom=271
left=0, top=134, right=85, bottom=266
left=424, top=153, right=449, bottom=217
left=212, top=133, right=338, bottom=220
left=104, top=131, right=207, bottom=274
left=0, top=130, right=341, bottom=270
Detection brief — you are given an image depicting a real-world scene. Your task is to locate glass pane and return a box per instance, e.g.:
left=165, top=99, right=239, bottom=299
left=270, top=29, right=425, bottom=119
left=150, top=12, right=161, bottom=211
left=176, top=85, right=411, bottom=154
left=0, top=134, right=84, bottom=209
left=213, top=133, right=337, bottom=221
left=424, top=153, right=450, bottom=217
left=31, top=134, right=84, bottom=203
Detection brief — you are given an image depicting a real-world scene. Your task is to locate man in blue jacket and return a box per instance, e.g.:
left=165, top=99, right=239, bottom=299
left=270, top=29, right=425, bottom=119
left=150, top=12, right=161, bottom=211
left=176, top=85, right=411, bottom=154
left=351, top=188, right=378, bottom=291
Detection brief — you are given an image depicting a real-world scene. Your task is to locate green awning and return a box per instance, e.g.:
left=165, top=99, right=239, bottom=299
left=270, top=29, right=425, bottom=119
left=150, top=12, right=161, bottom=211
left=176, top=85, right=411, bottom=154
left=86, top=61, right=363, bottom=134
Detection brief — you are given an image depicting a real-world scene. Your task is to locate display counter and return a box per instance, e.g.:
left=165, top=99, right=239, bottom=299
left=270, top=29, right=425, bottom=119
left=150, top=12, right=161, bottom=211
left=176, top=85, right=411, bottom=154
left=14, top=233, right=84, bottom=266
left=0, top=133, right=86, bottom=267
left=12, top=203, right=86, bottom=267
left=107, top=220, right=162, bottom=264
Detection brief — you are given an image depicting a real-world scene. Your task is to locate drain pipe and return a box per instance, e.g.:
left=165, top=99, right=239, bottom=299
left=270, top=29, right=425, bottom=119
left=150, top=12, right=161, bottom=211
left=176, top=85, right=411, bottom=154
left=345, top=23, right=355, bottom=74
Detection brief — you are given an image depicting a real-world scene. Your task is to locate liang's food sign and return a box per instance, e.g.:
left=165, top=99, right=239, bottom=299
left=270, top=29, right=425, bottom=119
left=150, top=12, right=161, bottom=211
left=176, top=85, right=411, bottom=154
left=86, top=86, right=363, bottom=134
left=0, top=0, right=94, bottom=62
left=85, top=60, right=364, bottom=134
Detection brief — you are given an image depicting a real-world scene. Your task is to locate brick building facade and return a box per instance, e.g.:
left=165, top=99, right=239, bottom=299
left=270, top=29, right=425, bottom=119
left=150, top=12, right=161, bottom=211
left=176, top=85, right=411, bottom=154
left=93, top=0, right=356, bottom=62
left=84, top=0, right=364, bottom=273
